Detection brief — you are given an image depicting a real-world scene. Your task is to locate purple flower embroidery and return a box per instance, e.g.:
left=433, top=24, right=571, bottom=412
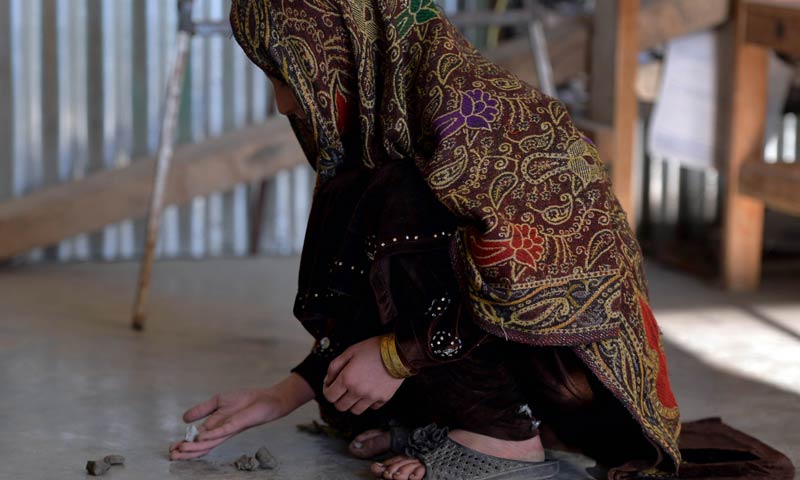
left=434, top=89, right=499, bottom=139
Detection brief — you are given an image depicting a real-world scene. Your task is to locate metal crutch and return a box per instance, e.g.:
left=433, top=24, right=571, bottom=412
left=525, top=0, right=557, bottom=97
left=131, top=0, right=232, bottom=331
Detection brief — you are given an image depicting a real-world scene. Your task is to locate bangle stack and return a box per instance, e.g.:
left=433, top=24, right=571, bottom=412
left=379, top=333, right=415, bottom=379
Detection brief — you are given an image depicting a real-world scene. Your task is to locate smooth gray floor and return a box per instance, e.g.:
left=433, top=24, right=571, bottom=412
left=0, top=258, right=797, bottom=479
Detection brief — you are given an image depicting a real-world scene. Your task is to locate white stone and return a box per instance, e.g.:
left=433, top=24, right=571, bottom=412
left=185, top=424, right=199, bottom=442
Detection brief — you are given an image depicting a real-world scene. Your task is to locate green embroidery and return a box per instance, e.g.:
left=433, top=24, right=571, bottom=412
left=395, top=0, right=439, bottom=38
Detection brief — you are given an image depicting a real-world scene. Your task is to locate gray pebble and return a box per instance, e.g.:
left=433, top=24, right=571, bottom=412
left=86, top=460, right=111, bottom=476
left=255, top=446, right=278, bottom=470
left=103, top=455, right=125, bottom=466
left=233, top=454, right=259, bottom=471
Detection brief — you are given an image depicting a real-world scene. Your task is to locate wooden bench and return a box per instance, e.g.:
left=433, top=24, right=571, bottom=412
left=722, top=0, right=800, bottom=291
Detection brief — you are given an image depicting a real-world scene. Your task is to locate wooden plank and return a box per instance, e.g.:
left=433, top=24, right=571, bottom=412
left=720, top=0, right=769, bottom=291
left=639, top=0, right=730, bottom=50
left=589, top=0, right=640, bottom=225
left=0, top=119, right=304, bottom=260
left=745, top=0, right=800, bottom=56
left=740, top=162, right=800, bottom=216
left=487, top=0, right=728, bottom=92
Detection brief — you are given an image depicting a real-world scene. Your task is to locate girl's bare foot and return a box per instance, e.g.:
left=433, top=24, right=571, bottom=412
left=349, top=429, right=392, bottom=459
left=370, top=430, right=545, bottom=480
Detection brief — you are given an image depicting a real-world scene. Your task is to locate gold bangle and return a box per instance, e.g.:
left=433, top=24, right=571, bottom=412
left=380, top=333, right=415, bottom=379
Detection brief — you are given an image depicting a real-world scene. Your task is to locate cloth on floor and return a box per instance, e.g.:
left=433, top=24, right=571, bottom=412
left=610, top=417, right=795, bottom=479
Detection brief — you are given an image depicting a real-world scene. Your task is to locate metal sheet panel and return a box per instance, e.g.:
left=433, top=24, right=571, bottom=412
left=1, top=0, right=312, bottom=262
left=2, top=1, right=796, bottom=263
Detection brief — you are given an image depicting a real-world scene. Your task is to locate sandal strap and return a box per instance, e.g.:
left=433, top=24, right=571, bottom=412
left=404, top=424, right=451, bottom=458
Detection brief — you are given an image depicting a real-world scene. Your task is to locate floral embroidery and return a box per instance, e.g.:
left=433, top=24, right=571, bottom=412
left=433, top=89, right=499, bottom=139
left=639, top=298, right=678, bottom=409
left=395, top=0, right=440, bottom=38
left=469, top=223, right=544, bottom=270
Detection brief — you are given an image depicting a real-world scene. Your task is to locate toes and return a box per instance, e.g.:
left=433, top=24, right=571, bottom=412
left=361, top=431, right=391, bottom=455
left=371, top=462, right=387, bottom=477
left=383, top=459, right=420, bottom=480
left=383, top=455, right=411, bottom=466
left=396, top=461, right=423, bottom=480
left=355, top=429, right=386, bottom=442
left=409, top=464, right=426, bottom=480
left=350, top=430, right=391, bottom=459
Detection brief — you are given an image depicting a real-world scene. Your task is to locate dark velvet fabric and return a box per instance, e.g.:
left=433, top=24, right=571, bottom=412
left=608, top=418, right=796, bottom=479
left=291, top=160, right=477, bottom=374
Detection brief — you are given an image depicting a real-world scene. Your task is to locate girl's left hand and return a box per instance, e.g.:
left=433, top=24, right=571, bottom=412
left=322, top=336, right=405, bottom=415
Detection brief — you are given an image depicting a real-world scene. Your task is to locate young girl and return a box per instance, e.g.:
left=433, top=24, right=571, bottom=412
left=170, top=1, right=681, bottom=478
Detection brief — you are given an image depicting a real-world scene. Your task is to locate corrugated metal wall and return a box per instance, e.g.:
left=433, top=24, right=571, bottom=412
left=0, top=0, right=477, bottom=263
left=1, top=0, right=796, bottom=263
left=0, top=0, right=314, bottom=262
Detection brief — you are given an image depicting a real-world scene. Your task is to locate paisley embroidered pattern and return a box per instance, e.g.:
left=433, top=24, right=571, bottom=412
left=230, top=0, right=680, bottom=471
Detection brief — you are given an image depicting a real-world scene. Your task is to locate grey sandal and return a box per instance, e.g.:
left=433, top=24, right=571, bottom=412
left=403, top=424, right=560, bottom=480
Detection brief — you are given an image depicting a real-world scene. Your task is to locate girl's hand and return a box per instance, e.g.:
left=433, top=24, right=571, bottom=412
left=322, top=336, right=404, bottom=415
left=169, top=373, right=313, bottom=460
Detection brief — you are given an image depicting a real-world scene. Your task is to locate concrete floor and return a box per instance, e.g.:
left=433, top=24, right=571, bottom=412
left=0, top=257, right=797, bottom=479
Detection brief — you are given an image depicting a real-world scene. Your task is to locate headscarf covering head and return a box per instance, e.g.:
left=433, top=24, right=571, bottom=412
left=230, top=0, right=501, bottom=180
left=231, top=0, right=365, bottom=178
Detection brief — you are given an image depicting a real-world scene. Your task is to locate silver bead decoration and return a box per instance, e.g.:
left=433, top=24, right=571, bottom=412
left=313, top=336, right=337, bottom=358
left=425, top=295, right=452, bottom=319
left=430, top=330, right=463, bottom=358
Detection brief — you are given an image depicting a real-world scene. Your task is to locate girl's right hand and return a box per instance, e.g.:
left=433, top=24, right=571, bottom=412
left=169, top=373, right=314, bottom=460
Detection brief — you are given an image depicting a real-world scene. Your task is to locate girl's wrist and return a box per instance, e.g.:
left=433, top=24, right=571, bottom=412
left=379, top=333, right=416, bottom=379
left=267, top=373, right=315, bottom=418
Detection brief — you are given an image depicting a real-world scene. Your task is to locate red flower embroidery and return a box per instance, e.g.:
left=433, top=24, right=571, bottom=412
left=469, top=224, right=545, bottom=269
left=639, top=297, right=678, bottom=409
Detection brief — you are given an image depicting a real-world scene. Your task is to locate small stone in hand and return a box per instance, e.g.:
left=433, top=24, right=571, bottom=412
left=185, top=424, right=199, bottom=443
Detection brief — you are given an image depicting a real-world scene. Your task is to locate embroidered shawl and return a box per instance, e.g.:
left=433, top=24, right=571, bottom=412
left=230, top=0, right=681, bottom=472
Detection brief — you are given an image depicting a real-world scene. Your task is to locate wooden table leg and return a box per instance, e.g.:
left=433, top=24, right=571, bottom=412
left=590, top=0, right=640, bottom=226
left=721, top=0, right=768, bottom=291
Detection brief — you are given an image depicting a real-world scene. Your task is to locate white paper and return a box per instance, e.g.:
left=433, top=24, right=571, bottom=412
left=647, top=32, right=719, bottom=170
left=764, top=55, right=795, bottom=163
left=648, top=32, right=794, bottom=169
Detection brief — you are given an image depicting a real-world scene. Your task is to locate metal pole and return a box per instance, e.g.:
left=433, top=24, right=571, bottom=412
left=131, top=1, right=193, bottom=331
left=528, top=20, right=556, bottom=96
left=526, top=1, right=557, bottom=97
